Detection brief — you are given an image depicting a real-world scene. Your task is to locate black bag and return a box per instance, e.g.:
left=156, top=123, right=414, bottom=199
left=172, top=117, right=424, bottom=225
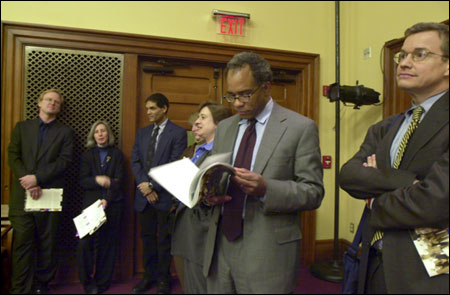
left=342, top=208, right=368, bottom=294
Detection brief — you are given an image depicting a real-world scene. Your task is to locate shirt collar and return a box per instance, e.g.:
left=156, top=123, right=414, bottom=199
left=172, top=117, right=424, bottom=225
left=406, top=90, right=447, bottom=116
left=39, top=117, right=57, bottom=127
left=238, top=98, right=274, bottom=126
left=198, top=140, right=214, bottom=151
left=154, top=118, right=168, bottom=131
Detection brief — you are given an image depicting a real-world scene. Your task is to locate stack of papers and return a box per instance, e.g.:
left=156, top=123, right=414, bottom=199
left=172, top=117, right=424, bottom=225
left=73, top=200, right=107, bottom=239
left=25, top=189, right=63, bottom=212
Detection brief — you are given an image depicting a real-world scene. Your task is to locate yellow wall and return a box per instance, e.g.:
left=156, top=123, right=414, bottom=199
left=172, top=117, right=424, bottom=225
left=2, top=1, right=449, bottom=242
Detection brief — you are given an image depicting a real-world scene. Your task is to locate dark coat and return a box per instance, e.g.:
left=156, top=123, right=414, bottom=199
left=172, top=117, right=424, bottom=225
left=340, top=91, right=449, bottom=294
left=8, top=118, right=74, bottom=214
left=79, top=146, right=125, bottom=209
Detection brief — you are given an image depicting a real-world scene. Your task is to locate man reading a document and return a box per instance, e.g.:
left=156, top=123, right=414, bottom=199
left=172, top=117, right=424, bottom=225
left=7, top=89, right=74, bottom=294
left=203, top=52, right=324, bottom=293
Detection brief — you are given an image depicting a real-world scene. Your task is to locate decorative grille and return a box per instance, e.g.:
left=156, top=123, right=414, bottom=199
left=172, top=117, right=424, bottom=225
left=24, top=46, right=124, bottom=251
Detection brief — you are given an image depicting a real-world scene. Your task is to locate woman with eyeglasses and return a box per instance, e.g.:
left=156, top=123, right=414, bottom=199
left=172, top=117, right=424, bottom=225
left=171, top=101, right=232, bottom=294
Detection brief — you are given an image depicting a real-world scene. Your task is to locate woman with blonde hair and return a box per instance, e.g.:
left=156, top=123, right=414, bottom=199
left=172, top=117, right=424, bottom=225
left=77, top=120, right=125, bottom=294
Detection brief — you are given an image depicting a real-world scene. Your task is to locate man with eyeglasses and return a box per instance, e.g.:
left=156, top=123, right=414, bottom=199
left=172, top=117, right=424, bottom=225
left=8, top=89, right=74, bottom=294
left=340, top=22, right=448, bottom=294
left=202, top=52, right=324, bottom=293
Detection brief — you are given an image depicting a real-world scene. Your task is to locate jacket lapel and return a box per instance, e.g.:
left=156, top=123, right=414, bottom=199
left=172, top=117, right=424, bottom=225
left=28, top=119, right=40, bottom=162
left=401, top=92, right=449, bottom=168
left=253, top=104, right=287, bottom=175
left=220, top=116, right=240, bottom=155
left=379, top=115, right=405, bottom=169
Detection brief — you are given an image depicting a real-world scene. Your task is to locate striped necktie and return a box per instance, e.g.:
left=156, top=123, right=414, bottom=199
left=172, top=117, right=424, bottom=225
left=371, top=106, right=425, bottom=246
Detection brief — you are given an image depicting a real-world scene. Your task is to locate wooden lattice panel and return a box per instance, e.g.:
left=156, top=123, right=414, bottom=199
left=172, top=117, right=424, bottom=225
left=24, top=46, right=124, bottom=251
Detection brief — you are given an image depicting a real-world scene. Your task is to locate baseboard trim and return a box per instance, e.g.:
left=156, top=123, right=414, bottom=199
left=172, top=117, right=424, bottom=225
left=314, top=239, right=352, bottom=262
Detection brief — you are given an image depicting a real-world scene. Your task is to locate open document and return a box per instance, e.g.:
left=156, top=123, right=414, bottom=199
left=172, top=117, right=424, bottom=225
left=410, top=227, right=449, bottom=277
left=149, top=152, right=234, bottom=208
left=25, top=188, right=63, bottom=212
left=73, top=200, right=107, bottom=239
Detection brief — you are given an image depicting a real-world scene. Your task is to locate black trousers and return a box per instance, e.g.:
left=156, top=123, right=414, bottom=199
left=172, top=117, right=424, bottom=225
left=77, top=201, right=123, bottom=292
left=139, top=205, right=173, bottom=283
left=9, top=211, right=60, bottom=294
left=365, top=247, right=387, bottom=294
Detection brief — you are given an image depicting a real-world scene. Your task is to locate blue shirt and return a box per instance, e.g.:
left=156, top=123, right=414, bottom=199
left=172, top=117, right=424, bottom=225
left=389, top=91, right=445, bottom=166
left=191, top=141, right=214, bottom=164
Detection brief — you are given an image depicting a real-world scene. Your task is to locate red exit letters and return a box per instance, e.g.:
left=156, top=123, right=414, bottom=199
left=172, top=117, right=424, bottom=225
left=219, top=15, right=245, bottom=36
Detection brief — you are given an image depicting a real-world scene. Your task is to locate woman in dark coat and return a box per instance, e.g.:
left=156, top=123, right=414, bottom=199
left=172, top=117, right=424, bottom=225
left=77, top=120, right=124, bottom=294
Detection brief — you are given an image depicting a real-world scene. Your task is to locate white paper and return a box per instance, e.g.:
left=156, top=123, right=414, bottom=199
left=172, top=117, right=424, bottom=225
left=25, top=188, right=63, bottom=211
left=73, top=200, right=107, bottom=239
left=149, top=157, right=200, bottom=208
left=149, top=153, right=233, bottom=208
left=411, top=227, right=449, bottom=277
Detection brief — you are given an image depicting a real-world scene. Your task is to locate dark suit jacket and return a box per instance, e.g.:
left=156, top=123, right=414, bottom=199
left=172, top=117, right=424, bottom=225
left=340, top=91, right=449, bottom=294
left=79, top=146, right=125, bottom=209
left=8, top=118, right=74, bottom=214
left=131, top=120, right=187, bottom=212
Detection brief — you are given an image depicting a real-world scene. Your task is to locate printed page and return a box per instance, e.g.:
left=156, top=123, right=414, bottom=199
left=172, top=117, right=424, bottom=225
left=73, top=200, right=106, bottom=239
left=149, top=157, right=200, bottom=208
left=25, top=188, right=63, bottom=211
left=410, top=227, right=449, bottom=277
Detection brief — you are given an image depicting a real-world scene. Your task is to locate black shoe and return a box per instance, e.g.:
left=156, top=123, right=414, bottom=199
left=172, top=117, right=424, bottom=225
left=31, top=285, right=48, bottom=294
left=84, top=286, right=98, bottom=294
left=132, top=278, right=155, bottom=294
left=156, top=281, right=171, bottom=294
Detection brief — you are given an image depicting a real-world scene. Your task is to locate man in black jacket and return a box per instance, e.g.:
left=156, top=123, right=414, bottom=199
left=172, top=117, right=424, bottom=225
left=8, top=89, right=74, bottom=294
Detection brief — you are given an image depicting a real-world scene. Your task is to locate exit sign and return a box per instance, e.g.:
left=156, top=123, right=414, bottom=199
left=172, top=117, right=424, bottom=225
left=216, top=15, right=246, bottom=36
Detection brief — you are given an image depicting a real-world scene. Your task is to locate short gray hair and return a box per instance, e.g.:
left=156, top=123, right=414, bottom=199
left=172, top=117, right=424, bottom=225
left=86, top=120, right=115, bottom=148
left=226, top=52, right=273, bottom=85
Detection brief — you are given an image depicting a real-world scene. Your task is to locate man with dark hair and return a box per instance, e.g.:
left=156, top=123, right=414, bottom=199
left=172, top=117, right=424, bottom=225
left=8, top=89, right=73, bottom=294
left=131, top=93, right=187, bottom=294
left=202, top=52, right=324, bottom=293
left=340, top=22, right=449, bottom=293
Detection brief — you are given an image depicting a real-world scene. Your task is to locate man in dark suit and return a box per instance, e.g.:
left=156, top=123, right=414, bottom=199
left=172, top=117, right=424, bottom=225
left=8, top=89, right=74, bottom=294
left=203, top=52, right=324, bottom=293
left=131, top=93, right=187, bottom=294
left=340, top=22, right=448, bottom=294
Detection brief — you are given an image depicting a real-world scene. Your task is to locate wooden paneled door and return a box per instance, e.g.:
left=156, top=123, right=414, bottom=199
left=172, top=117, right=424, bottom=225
left=134, top=57, right=303, bottom=275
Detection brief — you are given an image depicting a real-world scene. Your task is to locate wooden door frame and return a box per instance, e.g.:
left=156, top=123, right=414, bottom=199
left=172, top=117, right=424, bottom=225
left=1, top=21, right=320, bottom=279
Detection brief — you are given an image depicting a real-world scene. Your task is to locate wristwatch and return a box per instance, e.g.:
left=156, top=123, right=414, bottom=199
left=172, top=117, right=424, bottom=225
left=148, top=182, right=154, bottom=191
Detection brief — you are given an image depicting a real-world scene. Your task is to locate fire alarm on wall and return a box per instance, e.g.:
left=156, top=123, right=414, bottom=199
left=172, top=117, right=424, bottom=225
left=322, top=156, right=332, bottom=169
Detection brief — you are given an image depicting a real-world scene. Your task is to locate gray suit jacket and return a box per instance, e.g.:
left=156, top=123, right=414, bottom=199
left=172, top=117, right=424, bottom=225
left=203, top=102, right=324, bottom=293
left=340, top=91, right=449, bottom=293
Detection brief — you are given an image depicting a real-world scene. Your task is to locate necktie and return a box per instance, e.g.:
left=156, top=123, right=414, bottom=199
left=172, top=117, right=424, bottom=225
left=372, top=106, right=425, bottom=246
left=146, top=126, right=160, bottom=171
left=222, top=119, right=257, bottom=241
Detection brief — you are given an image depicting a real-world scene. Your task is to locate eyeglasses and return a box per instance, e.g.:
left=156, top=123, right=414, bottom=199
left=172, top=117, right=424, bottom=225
left=43, top=97, right=62, bottom=105
left=223, top=84, right=264, bottom=103
left=394, top=48, right=448, bottom=64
